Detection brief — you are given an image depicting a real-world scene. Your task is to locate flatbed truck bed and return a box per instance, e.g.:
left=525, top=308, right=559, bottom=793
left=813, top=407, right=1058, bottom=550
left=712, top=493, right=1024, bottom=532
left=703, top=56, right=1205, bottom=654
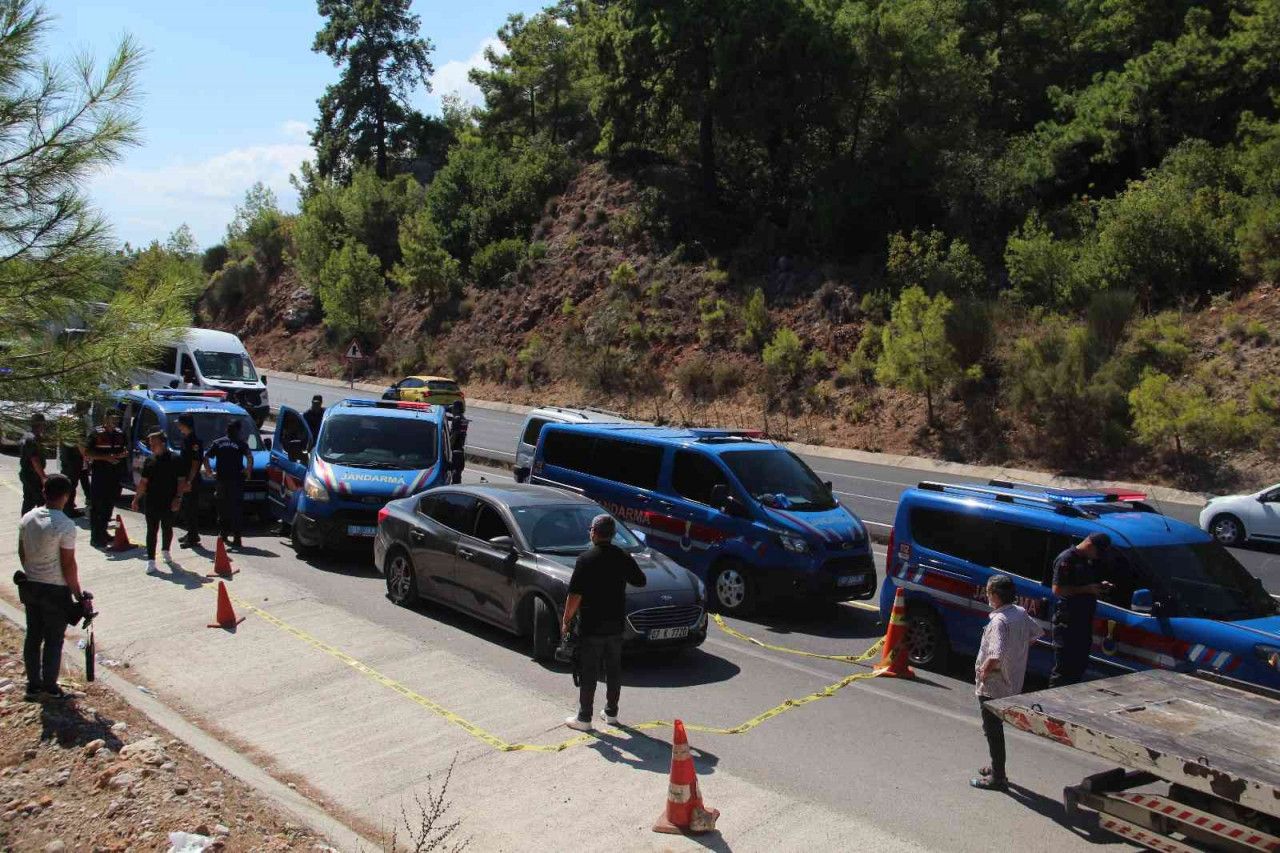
left=988, top=670, right=1280, bottom=852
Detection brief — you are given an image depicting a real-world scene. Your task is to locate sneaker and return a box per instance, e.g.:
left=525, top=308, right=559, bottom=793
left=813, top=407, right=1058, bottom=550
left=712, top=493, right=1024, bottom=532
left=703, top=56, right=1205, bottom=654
left=38, top=685, right=66, bottom=701
left=23, top=686, right=41, bottom=702
left=970, top=774, right=1008, bottom=791
left=232, top=537, right=243, bottom=550
left=600, top=710, right=620, bottom=726
left=145, top=560, right=159, bottom=574
left=564, top=715, right=594, bottom=732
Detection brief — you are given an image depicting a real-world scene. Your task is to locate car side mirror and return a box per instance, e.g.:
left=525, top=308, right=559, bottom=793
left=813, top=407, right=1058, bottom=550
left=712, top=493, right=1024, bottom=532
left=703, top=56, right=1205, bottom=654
left=824, top=480, right=834, bottom=494
left=261, top=374, right=268, bottom=384
left=489, top=535, right=514, bottom=549
left=1131, top=588, right=1155, bottom=615
left=263, top=436, right=273, bottom=451
left=514, top=466, right=530, bottom=482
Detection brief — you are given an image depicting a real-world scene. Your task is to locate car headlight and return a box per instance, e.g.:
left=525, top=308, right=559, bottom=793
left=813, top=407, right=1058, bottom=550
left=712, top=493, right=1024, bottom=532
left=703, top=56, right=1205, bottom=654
left=1256, top=644, right=1280, bottom=669
left=303, top=474, right=329, bottom=502
left=778, top=532, right=810, bottom=554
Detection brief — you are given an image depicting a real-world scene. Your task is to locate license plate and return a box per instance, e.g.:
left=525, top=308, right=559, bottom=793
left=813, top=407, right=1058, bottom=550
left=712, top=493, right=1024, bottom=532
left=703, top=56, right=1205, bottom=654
left=347, top=525, right=377, bottom=538
left=648, top=626, right=689, bottom=641
left=837, top=573, right=867, bottom=588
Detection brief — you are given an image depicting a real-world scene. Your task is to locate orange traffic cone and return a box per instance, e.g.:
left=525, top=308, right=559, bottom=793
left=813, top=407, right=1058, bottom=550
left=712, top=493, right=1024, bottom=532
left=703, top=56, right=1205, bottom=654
left=653, top=719, right=720, bottom=835
left=207, top=581, right=244, bottom=629
left=873, top=586, right=916, bottom=678
left=211, top=537, right=238, bottom=577
left=106, top=514, right=136, bottom=552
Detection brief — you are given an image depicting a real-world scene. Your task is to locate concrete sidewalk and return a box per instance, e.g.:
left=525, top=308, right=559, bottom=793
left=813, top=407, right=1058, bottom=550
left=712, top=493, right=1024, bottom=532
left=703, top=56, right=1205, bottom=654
left=1, top=483, right=924, bottom=850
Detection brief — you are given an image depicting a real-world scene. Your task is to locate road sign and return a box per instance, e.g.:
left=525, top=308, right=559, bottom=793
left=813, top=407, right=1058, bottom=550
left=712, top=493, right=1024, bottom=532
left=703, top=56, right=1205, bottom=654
left=345, top=339, right=365, bottom=360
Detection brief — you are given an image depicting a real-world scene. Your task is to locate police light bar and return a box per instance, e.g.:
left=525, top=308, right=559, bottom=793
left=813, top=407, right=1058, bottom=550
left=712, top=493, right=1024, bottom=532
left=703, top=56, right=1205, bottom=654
left=149, top=389, right=227, bottom=400
left=339, top=399, right=434, bottom=412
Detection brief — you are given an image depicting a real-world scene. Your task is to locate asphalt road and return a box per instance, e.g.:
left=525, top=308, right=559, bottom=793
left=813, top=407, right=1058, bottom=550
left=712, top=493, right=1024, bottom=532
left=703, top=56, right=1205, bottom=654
left=265, top=373, right=1280, bottom=594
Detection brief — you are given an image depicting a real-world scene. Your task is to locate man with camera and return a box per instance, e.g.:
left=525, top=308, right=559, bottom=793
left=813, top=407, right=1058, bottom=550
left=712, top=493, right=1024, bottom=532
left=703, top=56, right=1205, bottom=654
left=17, top=474, right=81, bottom=702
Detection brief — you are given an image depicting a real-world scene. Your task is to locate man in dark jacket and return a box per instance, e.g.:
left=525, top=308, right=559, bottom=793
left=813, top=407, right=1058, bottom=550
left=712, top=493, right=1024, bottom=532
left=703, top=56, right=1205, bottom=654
left=1050, top=532, right=1113, bottom=687
left=446, top=400, right=468, bottom=485
left=84, top=410, right=127, bottom=547
left=18, top=413, right=47, bottom=515
left=302, top=395, right=324, bottom=446
left=204, top=420, right=252, bottom=549
left=561, top=514, right=646, bottom=731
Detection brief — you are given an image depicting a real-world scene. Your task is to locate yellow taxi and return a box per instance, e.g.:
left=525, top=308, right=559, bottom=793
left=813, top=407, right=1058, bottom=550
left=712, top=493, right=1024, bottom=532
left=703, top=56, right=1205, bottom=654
left=381, top=375, right=465, bottom=407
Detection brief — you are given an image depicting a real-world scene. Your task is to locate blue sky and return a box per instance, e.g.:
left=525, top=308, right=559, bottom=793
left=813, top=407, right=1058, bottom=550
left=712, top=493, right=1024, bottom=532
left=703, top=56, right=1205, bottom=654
left=51, top=0, right=544, bottom=248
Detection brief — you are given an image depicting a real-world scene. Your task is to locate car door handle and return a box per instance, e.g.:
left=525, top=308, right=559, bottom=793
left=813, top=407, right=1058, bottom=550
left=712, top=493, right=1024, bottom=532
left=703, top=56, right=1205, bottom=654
left=410, top=529, right=427, bottom=543
left=458, top=547, right=475, bottom=560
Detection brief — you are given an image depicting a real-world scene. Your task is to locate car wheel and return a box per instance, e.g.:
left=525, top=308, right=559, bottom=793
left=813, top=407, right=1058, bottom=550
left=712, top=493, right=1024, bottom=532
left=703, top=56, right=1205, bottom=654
left=1209, top=514, right=1245, bottom=547
left=290, top=518, right=315, bottom=557
left=532, top=596, right=559, bottom=661
left=710, top=561, right=756, bottom=617
left=385, top=549, right=419, bottom=607
left=904, top=604, right=951, bottom=671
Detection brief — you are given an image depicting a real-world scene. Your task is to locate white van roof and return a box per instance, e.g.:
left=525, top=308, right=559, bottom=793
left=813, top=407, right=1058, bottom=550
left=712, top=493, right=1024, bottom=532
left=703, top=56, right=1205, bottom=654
left=176, top=328, right=250, bottom=354
left=528, top=405, right=634, bottom=425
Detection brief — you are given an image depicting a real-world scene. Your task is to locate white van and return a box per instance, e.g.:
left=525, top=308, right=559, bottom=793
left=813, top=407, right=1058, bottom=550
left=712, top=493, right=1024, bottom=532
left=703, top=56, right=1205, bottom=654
left=512, top=406, right=635, bottom=482
left=135, top=328, right=269, bottom=424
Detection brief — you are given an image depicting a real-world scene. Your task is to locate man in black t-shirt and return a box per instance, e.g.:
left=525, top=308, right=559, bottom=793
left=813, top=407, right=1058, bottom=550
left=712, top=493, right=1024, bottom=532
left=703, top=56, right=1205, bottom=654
left=84, top=410, right=127, bottom=547
left=133, top=430, right=182, bottom=573
left=1050, top=532, right=1113, bottom=687
left=302, top=395, right=324, bottom=446
left=561, top=514, right=646, bottom=731
left=17, top=414, right=47, bottom=515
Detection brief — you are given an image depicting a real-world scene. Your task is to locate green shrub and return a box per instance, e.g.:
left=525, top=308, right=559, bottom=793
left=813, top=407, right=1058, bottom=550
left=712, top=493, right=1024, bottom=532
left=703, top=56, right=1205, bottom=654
left=1244, top=320, right=1271, bottom=345
left=1085, top=289, right=1136, bottom=358
left=1224, top=312, right=1247, bottom=340
left=561, top=297, right=577, bottom=317
left=1004, top=213, right=1085, bottom=307
left=471, top=238, right=527, bottom=289
left=704, top=268, right=729, bottom=287
left=739, top=287, right=770, bottom=351
left=316, top=240, right=385, bottom=335
left=805, top=349, right=831, bottom=374
left=201, top=244, right=230, bottom=276
left=1122, top=312, right=1193, bottom=377
left=858, top=290, right=893, bottom=322
left=516, top=334, right=550, bottom=385
left=392, top=208, right=459, bottom=302
left=838, top=324, right=882, bottom=386
left=1249, top=379, right=1280, bottom=416
left=887, top=229, right=985, bottom=296
left=763, top=327, right=805, bottom=387
left=207, top=257, right=262, bottom=310
left=876, top=287, right=958, bottom=422
left=608, top=261, right=638, bottom=294
left=1129, top=371, right=1256, bottom=458
left=226, top=182, right=290, bottom=275
left=675, top=354, right=716, bottom=401
left=698, top=296, right=730, bottom=344
left=443, top=342, right=473, bottom=383
left=945, top=296, right=994, bottom=374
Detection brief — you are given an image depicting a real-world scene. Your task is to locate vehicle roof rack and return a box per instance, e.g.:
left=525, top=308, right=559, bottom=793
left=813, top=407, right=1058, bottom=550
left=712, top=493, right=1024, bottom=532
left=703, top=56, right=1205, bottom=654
left=918, top=480, right=1091, bottom=516
left=690, top=428, right=764, bottom=443
left=337, top=398, right=436, bottom=412
left=145, top=389, right=228, bottom=401
left=986, top=479, right=1149, bottom=505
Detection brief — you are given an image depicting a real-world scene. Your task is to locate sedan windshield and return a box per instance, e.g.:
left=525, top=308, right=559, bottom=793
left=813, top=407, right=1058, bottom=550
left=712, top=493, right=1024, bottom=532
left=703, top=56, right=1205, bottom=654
left=510, top=504, right=642, bottom=554
left=317, top=414, right=438, bottom=470
left=194, top=350, right=258, bottom=382
left=1135, top=543, right=1278, bottom=621
left=166, top=413, right=263, bottom=452
left=720, top=449, right=836, bottom=512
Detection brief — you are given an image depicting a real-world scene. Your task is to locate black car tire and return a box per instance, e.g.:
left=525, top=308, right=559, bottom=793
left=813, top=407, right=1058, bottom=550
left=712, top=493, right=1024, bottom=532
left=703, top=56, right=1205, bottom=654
left=385, top=548, right=419, bottom=607
left=1209, top=513, right=1245, bottom=547
left=905, top=604, right=951, bottom=671
left=710, top=560, right=756, bottom=617
left=290, top=518, right=315, bottom=557
left=531, top=596, right=559, bottom=661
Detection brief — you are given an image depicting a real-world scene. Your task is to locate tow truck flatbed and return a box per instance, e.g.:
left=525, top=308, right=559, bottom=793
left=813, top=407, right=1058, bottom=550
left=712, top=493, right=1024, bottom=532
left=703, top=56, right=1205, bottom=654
left=989, top=670, right=1280, bottom=851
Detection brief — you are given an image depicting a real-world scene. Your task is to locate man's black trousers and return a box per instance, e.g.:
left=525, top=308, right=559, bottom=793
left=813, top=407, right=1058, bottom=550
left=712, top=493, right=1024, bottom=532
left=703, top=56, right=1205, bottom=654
left=22, top=582, right=71, bottom=691
left=1049, top=622, right=1092, bottom=688
left=181, top=480, right=202, bottom=540
left=577, top=634, right=623, bottom=722
left=215, top=479, right=243, bottom=540
left=978, top=696, right=1006, bottom=780
left=145, top=503, right=175, bottom=559
left=89, top=472, right=121, bottom=541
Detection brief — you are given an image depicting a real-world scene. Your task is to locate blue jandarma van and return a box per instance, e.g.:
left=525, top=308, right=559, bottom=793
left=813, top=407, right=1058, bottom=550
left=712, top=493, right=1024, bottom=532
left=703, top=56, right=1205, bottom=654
left=882, top=480, right=1280, bottom=689
left=111, top=389, right=270, bottom=511
left=530, top=424, right=875, bottom=614
left=269, top=398, right=452, bottom=552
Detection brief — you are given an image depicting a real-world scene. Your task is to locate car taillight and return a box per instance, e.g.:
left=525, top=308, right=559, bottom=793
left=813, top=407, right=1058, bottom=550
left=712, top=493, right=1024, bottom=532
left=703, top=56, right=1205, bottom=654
left=885, top=529, right=894, bottom=576
left=377, top=507, right=390, bottom=526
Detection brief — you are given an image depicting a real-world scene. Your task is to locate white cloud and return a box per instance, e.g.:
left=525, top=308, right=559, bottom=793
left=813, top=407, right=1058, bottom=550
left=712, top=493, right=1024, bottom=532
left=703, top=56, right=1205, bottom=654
left=279, top=119, right=310, bottom=143
left=430, top=37, right=503, bottom=107
left=91, top=140, right=312, bottom=248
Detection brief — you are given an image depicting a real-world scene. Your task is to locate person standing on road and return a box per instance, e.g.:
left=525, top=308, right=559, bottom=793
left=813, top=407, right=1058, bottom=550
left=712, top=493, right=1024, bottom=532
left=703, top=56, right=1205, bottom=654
left=17, top=474, right=81, bottom=701
left=446, top=400, right=468, bottom=485
left=58, top=404, right=90, bottom=518
left=18, top=413, right=48, bottom=515
left=562, top=514, right=646, bottom=731
left=204, top=420, right=252, bottom=550
left=176, top=414, right=204, bottom=549
left=133, top=430, right=183, bottom=573
left=303, top=395, right=324, bottom=446
left=1049, top=532, right=1113, bottom=687
left=971, top=574, right=1043, bottom=791
left=84, top=410, right=127, bottom=547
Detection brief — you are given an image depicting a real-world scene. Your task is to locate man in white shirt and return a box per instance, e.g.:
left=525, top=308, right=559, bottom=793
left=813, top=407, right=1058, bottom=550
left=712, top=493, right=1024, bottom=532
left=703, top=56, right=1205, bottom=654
left=972, top=574, right=1043, bottom=791
left=18, top=474, right=81, bottom=701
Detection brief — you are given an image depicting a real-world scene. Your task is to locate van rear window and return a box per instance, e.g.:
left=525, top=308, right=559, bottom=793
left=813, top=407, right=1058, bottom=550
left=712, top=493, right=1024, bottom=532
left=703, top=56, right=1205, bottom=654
left=521, top=417, right=549, bottom=447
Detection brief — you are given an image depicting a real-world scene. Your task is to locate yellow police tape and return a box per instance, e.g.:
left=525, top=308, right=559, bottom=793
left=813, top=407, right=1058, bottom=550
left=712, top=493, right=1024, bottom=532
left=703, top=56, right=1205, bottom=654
left=226, top=591, right=886, bottom=754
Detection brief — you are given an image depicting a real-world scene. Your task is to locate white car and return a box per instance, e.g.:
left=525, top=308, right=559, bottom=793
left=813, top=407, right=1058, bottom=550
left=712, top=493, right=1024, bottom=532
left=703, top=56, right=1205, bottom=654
left=1199, top=484, right=1280, bottom=546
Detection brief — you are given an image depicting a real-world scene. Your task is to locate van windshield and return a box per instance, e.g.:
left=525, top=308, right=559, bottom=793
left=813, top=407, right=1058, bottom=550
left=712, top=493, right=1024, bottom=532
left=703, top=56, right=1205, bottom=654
left=195, top=350, right=258, bottom=382
left=1134, top=543, right=1278, bottom=621
left=317, top=414, right=438, bottom=470
left=720, top=449, right=836, bottom=512
left=165, top=413, right=263, bottom=452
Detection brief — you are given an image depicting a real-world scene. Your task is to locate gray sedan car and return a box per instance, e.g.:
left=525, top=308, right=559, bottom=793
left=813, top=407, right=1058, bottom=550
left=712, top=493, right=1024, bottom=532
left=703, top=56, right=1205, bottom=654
left=373, top=483, right=708, bottom=660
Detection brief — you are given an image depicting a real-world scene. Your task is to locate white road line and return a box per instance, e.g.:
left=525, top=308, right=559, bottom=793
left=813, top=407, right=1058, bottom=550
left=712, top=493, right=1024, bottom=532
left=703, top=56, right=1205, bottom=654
left=834, top=489, right=898, bottom=504
left=813, top=467, right=919, bottom=490
left=863, top=520, right=892, bottom=528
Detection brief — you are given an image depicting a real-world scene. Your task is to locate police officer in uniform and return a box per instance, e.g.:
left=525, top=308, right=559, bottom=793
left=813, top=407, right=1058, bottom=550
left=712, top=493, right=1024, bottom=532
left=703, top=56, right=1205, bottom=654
left=204, top=420, right=252, bottom=549
left=446, top=400, right=469, bottom=485
left=303, top=395, right=324, bottom=446
left=176, top=414, right=204, bottom=549
left=84, top=410, right=127, bottom=547
left=18, top=413, right=48, bottom=515
left=58, top=403, right=91, bottom=518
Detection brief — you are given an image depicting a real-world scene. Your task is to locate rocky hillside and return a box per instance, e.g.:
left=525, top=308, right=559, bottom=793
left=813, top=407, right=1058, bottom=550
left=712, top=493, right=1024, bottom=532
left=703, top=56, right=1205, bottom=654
left=207, top=162, right=1280, bottom=493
